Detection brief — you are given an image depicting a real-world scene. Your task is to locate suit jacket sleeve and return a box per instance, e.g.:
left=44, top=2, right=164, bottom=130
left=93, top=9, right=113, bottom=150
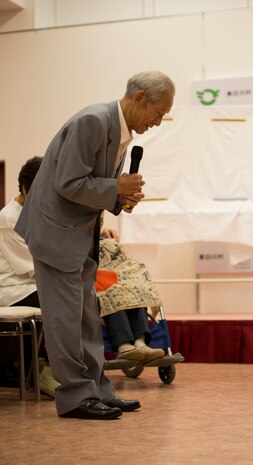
left=54, top=115, right=118, bottom=211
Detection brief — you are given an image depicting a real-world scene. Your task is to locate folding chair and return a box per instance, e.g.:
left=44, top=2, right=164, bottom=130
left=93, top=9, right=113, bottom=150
left=0, top=306, right=41, bottom=401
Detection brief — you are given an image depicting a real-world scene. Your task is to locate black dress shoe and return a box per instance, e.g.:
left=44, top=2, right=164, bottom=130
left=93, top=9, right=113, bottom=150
left=60, top=399, right=122, bottom=420
left=106, top=398, right=141, bottom=412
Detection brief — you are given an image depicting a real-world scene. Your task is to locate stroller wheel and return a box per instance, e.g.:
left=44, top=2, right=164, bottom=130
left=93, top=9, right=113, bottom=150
left=158, top=365, right=176, bottom=384
left=122, top=365, right=144, bottom=378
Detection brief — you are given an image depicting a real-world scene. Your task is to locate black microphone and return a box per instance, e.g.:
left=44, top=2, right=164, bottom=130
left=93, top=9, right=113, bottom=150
left=129, top=145, right=143, bottom=174
left=124, top=145, right=143, bottom=210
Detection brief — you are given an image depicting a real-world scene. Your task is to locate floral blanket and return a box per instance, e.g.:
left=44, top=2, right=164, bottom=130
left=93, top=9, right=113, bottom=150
left=96, top=238, right=162, bottom=317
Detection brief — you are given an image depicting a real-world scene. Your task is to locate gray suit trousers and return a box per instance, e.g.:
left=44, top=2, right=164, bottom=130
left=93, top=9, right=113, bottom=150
left=33, top=255, right=115, bottom=415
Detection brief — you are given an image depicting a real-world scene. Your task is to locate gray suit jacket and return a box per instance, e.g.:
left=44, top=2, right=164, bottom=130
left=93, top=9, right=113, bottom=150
left=15, top=100, right=125, bottom=272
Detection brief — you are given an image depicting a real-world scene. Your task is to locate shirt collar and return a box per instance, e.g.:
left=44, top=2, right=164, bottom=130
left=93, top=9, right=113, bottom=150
left=118, top=101, right=132, bottom=145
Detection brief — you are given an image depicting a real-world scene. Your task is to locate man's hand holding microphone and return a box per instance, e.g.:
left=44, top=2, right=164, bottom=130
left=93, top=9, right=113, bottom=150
left=117, top=146, right=144, bottom=213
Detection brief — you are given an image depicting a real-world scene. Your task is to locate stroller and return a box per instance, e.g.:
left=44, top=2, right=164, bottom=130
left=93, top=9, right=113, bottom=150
left=102, top=305, right=184, bottom=384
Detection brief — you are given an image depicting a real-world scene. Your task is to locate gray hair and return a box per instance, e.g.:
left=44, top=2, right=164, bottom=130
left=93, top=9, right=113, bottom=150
left=125, top=71, right=175, bottom=104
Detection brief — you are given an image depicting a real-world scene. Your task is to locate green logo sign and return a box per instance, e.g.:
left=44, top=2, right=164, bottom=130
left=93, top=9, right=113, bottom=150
left=196, top=88, right=220, bottom=105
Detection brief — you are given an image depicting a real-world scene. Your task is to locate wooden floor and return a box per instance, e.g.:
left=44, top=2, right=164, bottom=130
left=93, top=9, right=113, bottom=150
left=1, top=363, right=253, bottom=465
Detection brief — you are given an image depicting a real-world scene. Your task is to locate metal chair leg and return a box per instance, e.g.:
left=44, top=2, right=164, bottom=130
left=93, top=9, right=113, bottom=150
left=26, top=320, right=43, bottom=391
left=18, top=321, right=26, bottom=401
left=30, top=319, right=41, bottom=402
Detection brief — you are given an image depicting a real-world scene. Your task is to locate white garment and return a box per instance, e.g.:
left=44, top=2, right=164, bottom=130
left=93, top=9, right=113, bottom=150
left=0, top=198, right=36, bottom=306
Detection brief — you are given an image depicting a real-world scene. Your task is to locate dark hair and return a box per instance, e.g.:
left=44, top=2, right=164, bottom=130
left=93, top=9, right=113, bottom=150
left=18, top=156, right=43, bottom=194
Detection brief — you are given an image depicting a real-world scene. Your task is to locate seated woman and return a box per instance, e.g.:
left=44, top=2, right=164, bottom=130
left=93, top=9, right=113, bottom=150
left=97, top=218, right=165, bottom=364
left=0, top=157, right=58, bottom=396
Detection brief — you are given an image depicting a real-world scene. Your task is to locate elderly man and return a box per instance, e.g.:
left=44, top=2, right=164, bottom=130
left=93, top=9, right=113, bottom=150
left=15, top=71, right=175, bottom=419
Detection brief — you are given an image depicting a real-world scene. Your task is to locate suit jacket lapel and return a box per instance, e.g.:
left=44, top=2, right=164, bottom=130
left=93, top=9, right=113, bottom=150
left=105, top=100, right=121, bottom=177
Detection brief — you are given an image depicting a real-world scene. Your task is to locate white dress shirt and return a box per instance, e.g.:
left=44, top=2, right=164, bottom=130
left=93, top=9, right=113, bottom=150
left=0, top=198, right=36, bottom=306
left=113, top=101, right=133, bottom=174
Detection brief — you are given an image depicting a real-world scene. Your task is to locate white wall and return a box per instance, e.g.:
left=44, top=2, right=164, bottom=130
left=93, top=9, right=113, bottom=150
left=1, top=0, right=250, bottom=32
left=1, top=4, right=253, bottom=314
left=1, top=7, right=253, bottom=202
left=0, top=12, right=203, bottom=200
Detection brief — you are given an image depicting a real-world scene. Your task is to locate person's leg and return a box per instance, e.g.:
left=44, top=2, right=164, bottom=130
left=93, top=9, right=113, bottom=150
left=33, top=257, right=115, bottom=416
left=10, top=291, right=43, bottom=378
left=12, top=290, right=58, bottom=398
left=80, top=256, right=116, bottom=405
left=80, top=258, right=141, bottom=413
left=126, top=307, right=151, bottom=345
left=11, top=291, right=40, bottom=308
left=103, top=311, right=135, bottom=351
left=103, top=309, right=149, bottom=362
left=126, top=308, right=165, bottom=363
